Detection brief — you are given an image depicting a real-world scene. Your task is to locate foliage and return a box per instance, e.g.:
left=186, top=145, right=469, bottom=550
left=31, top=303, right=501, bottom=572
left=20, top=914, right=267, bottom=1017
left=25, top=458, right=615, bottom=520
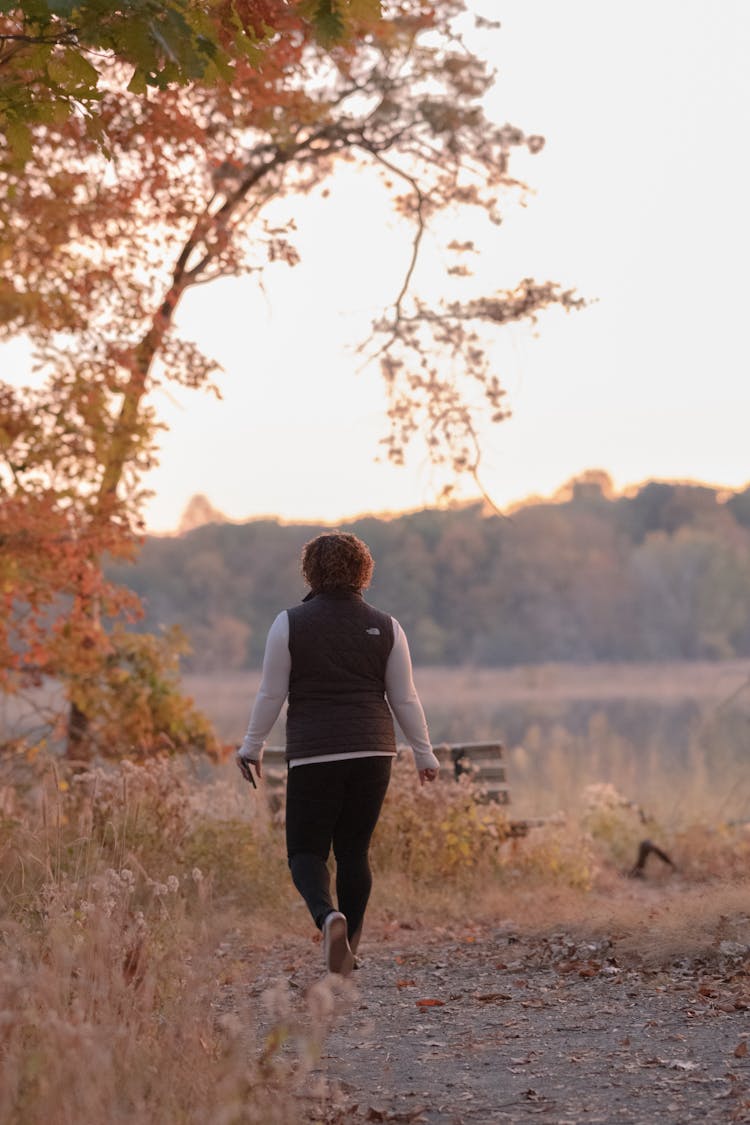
left=0, top=381, right=221, bottom=756
left=1, top=0, right=578, bottom=756
left=0, top=0, right=383, bottom=159
left=75, top=625, right=221, bottom=757
left=182, top=817, right=292, bottom=901
left=501, top=821, right=597, bottom=891
left=373, top=757, right=512, bottom=879
left=372, top=758, right=593, bottom=892
left=580, top=782, right=649, bottom=869
left=111, top=475, right=750, bottom=669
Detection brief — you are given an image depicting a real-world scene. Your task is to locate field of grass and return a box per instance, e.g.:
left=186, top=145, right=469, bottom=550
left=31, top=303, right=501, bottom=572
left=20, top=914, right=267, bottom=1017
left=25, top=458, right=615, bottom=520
left=1, top=662, right=749, bottom=1121
left=7, top=660, right=746, bottom=822
left=183, top=660, right=750, bottom=824
left=182, top=659, right=750, bottom=734
left=0, top=747, right=748, bottom=1122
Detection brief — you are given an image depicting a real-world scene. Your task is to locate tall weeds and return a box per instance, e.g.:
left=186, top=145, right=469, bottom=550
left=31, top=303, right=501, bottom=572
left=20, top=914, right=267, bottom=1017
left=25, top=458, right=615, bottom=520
left=0, top=758, right=321, bottom=1125
left=1, top=749, right=748, bottom=1122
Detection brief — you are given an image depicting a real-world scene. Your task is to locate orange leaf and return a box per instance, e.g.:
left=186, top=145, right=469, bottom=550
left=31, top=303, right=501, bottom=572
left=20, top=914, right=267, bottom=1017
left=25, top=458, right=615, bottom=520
left=396, top=979, right=416, bottom=989
left=416, top=998, right=444, bottom=1008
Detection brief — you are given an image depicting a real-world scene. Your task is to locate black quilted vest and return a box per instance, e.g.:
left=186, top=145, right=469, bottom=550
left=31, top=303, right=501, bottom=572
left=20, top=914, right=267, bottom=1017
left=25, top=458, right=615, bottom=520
left=285, top=589, right=396, bottom=762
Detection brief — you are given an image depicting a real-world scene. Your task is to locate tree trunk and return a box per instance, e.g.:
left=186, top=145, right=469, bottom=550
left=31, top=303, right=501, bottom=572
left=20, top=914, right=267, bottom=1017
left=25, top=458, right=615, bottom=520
left=64, top=294, right=183, bottom=759
left=66, top=698, right=91, bottom=766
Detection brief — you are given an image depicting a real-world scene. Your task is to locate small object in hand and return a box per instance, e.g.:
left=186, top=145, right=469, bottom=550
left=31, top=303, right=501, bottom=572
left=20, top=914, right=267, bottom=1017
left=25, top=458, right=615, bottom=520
left=237, top=753, right=257, bottom=788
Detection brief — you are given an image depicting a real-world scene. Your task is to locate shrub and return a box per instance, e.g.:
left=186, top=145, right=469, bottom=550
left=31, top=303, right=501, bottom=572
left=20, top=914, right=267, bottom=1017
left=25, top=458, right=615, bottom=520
left=372, top=758, right=511, bottom=880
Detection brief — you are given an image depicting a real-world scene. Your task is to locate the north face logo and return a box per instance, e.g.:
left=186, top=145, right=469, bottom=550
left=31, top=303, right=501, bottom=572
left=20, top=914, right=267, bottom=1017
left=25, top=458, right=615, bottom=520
left=366, top=627, right=380, bottom=635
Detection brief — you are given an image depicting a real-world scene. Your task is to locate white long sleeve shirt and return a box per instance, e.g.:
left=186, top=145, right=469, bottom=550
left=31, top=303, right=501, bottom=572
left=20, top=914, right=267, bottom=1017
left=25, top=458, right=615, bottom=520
left=239, top=611, right=439, bottom=771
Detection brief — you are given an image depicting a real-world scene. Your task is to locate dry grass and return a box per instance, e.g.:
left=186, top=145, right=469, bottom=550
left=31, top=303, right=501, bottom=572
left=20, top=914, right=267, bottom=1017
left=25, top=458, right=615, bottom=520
left=179, top=660, right=750, bottom=738
left=6, top=661, right=750, bottom=825
left=558, top=878, right=750, bottom=966
left=0, top=746, right=748, bottom=1122
left=371, top=873, right=750, bottom=966
left=177, top=662, right=750, bottom=828
left=0, top=758, right=337, bottom=1125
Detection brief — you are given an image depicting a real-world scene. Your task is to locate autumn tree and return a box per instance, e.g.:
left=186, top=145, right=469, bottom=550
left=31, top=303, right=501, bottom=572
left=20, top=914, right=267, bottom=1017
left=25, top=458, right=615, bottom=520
left=0, top=0, right=581, bottom=757
left=0, top=0, right=382, bottom=158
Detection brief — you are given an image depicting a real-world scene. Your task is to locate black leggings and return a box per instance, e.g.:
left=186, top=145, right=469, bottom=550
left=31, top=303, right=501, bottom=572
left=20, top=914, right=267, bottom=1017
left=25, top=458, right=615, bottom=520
left=285, top=755, right=392, bottom=943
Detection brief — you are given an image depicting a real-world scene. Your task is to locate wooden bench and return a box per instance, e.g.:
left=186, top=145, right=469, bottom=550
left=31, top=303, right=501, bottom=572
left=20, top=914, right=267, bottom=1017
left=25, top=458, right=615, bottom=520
left=434, top=742, right=543, bottom=837
left=432, top=741, right=509, bottom=804
left=262, top=741, right=508, bottom=798
left=260, top=741, right=539, bottom=836
left=260, top=741, right=543, bottom=840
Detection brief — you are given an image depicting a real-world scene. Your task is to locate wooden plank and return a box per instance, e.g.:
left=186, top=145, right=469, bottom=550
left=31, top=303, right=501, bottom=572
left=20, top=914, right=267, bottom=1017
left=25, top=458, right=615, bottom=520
left=455, top=761, right=506, bottom=779
left=434, top=743, right=506, bottom=792
left=447, top=742, right=504, bottom=755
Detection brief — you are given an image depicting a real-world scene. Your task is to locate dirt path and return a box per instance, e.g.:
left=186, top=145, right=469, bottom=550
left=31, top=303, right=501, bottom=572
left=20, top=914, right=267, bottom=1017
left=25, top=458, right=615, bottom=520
left=227, top=914, right=750, bottom=1124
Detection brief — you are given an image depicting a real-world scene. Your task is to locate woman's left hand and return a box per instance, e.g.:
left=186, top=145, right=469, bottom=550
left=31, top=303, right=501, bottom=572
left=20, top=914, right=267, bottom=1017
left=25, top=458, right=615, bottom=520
left=418, top=768, right=438, bottom=786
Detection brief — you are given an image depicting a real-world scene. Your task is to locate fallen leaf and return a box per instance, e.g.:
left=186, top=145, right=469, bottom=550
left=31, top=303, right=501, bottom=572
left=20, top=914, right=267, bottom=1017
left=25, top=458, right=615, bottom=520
left=396, top=979, right=416, bottom=989
left=416, top=998, right=445, bottom=1008
left=734, top=1041, right=748, bottom=1058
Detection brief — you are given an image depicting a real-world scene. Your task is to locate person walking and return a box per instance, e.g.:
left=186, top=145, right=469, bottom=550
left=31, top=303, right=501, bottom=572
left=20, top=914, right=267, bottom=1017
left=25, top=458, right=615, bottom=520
left=237, top=531, right=439, bottom=976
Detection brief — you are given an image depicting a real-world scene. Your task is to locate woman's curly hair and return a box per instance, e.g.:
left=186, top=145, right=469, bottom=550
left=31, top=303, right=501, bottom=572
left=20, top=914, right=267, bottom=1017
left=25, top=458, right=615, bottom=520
left=301, top=532, right=374, bottom=593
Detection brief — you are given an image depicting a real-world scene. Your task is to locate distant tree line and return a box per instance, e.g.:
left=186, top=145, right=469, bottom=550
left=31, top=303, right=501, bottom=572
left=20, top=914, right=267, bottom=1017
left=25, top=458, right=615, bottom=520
left=109, top=473, right=750, bottom=670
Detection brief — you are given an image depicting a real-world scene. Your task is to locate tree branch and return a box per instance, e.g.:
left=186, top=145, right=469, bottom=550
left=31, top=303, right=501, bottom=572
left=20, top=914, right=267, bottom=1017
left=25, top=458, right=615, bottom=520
left=355, top=146, right=427, bottom=363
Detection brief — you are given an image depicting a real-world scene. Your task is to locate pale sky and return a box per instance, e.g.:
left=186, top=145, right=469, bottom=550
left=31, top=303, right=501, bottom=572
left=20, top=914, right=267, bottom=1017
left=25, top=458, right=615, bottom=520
left=11, top=1, right=750, bottom=530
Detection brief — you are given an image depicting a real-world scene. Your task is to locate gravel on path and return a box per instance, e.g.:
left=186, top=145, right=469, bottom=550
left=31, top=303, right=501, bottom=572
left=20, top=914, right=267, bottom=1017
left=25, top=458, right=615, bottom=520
left=230, top=917, right=750, bottom=1125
